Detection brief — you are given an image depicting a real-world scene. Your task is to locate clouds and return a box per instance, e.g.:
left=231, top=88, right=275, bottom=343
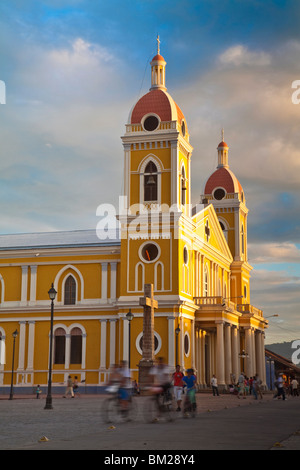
left=248, top=242, right=300, bottom=265
left=0, top=0, right=300, bottom=342
left=218, top=45, right=271, bottom=67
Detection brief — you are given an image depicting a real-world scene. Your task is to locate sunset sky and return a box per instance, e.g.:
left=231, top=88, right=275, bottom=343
left=0, top=0, right=300, bottom=344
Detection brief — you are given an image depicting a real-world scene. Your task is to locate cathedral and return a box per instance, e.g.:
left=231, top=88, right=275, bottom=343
left=0, top=42, right=268, bottom=393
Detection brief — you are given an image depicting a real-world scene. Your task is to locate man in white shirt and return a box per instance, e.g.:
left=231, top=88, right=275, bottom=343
left=210, top=375, right=219, bottom=396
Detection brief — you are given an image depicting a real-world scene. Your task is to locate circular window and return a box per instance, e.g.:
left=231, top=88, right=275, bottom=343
left=141, top=243, right=159, bottom=262
left=183, top=246, right=188, bottom=265
left=136, top=332, right=161, bottom=355
left=184, top=333, right=190, bottom=356
left=143, top=115, right=159, bottom=131
left=181, top=121, right=186, bottom=137
left=213, top=188, right=226, bottom=200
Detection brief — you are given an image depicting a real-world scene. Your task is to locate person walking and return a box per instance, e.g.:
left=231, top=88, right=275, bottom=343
left=253, top=373, right=263, bottom=399
left=237, top=372, right=246, bottom=399
left=291, top=377, right=299, bottom=397
left=210, top=374, right=219, bottom=396
left=63, top=375, right=74, bottom=398
left=172, top=365, right=184, bottom=411
left=183, top=369, right=197, bottom=417
left=273, top=373, right=286, bottom=400
left=73, top=376, right=80, bottom=397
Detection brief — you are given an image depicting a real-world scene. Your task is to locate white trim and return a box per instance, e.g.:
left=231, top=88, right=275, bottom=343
left=135, top=331, right=162, bottom=356
left=54, top=264, right=84, bottom=304
left=138, top=241, right=161, bottom=264
left=154, top=261, right=164, bottom=291
left=134, top=262, right=145, bottom=292
left=139, top=154, right=162, bottom=207
left=141, top=113, right=161, bottom=132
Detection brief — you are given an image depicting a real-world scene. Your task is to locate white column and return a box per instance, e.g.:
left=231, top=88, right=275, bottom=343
left=17, top=321, right=26, bottom=371
left=195, top=327, right=199, bottom=378
left=255, top=330, right=262, bottom=379
left=168, top=316, right=175, bottom=368
left=244, top=327, right=253, bottom=377
left=100, top=320, right=107, bottom=369
left=201, top=331, right=206, bottom=385
left=27, top=321, right=35, bottom=371
left=65, top=334, right=71, bottom=369
left=21, top=266, right=28, bottom=306
left=231, top=325, right=239, bottom=381
left=216, top=321, right=225, bottom=385
left=191, top=319, right=195, bottom=370
left=81, top=333, right=87, bottom=369
left=123, top=317, right=129, bottom=362
left=171, top=140, right=179, bottom=208
left=224, top=323, right=232, bottom=384
left=110, top=262, right=117, bottom=303
left=101, top=263, right=108, bottom=303
left=252, top=328, right=257, bottom=375
left=261, top=332, right=266, bottom=386
left=180, top=316, right=184, bottom=369
left=109, top=320, right=117, bottom=366
left=234, top=208, right=240, bottom=260
left=29, top=266, right=37, bottom=306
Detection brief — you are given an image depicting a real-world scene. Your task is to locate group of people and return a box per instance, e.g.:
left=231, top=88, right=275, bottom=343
left=209, top=372, right=263, bottom=399
left=63, top=375, right=81, bottom=398
left=273, top=374, right=299, bottom=400
left=106, top=358, right=197, bottom=416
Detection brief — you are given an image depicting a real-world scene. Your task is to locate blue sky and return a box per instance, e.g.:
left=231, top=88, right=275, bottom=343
left=1, top=0, right=300, bottom=344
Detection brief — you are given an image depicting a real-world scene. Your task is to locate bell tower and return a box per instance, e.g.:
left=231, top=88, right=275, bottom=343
left=201, top=132, right=252, bottom=303
left=119, top=38, right=193, bottom=302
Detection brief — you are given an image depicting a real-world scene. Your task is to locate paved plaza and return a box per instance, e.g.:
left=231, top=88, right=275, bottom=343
left=1, top=391, right=300, bottom=451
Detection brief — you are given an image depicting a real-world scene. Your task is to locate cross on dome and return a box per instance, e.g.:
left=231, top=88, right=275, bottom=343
left=156, top=34, right=160, bottom=55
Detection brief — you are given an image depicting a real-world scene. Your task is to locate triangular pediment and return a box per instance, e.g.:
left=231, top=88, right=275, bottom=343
left=192, top=203, right=233, bottom=262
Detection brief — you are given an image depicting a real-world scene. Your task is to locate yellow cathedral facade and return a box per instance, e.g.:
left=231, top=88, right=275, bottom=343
left=0, top=43, right=268, bottom=393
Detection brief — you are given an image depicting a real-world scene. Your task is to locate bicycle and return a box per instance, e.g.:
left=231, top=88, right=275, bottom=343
left=144, top=385, right=175, bottom=423
left=102, top=384, right=138, bottom=423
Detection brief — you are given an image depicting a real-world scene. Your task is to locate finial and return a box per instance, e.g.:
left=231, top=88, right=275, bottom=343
left=156, top=34, right=160, bottom=55
left=221, top=128, right=224, bottom=142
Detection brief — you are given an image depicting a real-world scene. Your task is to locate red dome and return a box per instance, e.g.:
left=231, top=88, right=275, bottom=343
left=129, top=89, right=186, bottom=126
left=204, top=167, right=243, bottom=195
left=218, top=141, right=228, bottom=148
left=151, top=54, right=165, bottom=62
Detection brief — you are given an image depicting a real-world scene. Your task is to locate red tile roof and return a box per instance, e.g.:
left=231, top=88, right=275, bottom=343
left=130, top=89, right=185, bottom=126
left=204, top=167, right=243, bottom=194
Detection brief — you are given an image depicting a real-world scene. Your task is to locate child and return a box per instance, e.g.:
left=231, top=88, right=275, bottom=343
left=36, top=385, right=42, bottom=399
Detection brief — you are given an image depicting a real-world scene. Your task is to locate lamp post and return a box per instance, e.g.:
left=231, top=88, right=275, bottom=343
left=175, top=326, right=180, bottom=366
left=44, top=283, right=57, bottom=410
left=238, top=349, right=249, bottom=373
left=126, top=309, right=134, bottom=371
left=9, top=329, right=19, bottom=400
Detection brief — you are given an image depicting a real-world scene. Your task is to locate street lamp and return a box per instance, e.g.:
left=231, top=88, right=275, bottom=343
left=44, top=283, right=57, bottom=410
left=238, top=349, right=249, bottom=373
left=175, top=325, right=180, bottom=366
left=126, top=309, right=134, bottom=371
left=9, top=329, right=19, bottom=400
left=265, top=314, right=279, bottom=319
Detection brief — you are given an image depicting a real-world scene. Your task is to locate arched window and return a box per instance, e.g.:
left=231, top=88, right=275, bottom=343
left=54, top=328, right=66, bottom=364
left=70, top=327, right=82, bottom=364
left=64, top=275, right=76, bottom=305
left=144, top=161, right=158, bottom=202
